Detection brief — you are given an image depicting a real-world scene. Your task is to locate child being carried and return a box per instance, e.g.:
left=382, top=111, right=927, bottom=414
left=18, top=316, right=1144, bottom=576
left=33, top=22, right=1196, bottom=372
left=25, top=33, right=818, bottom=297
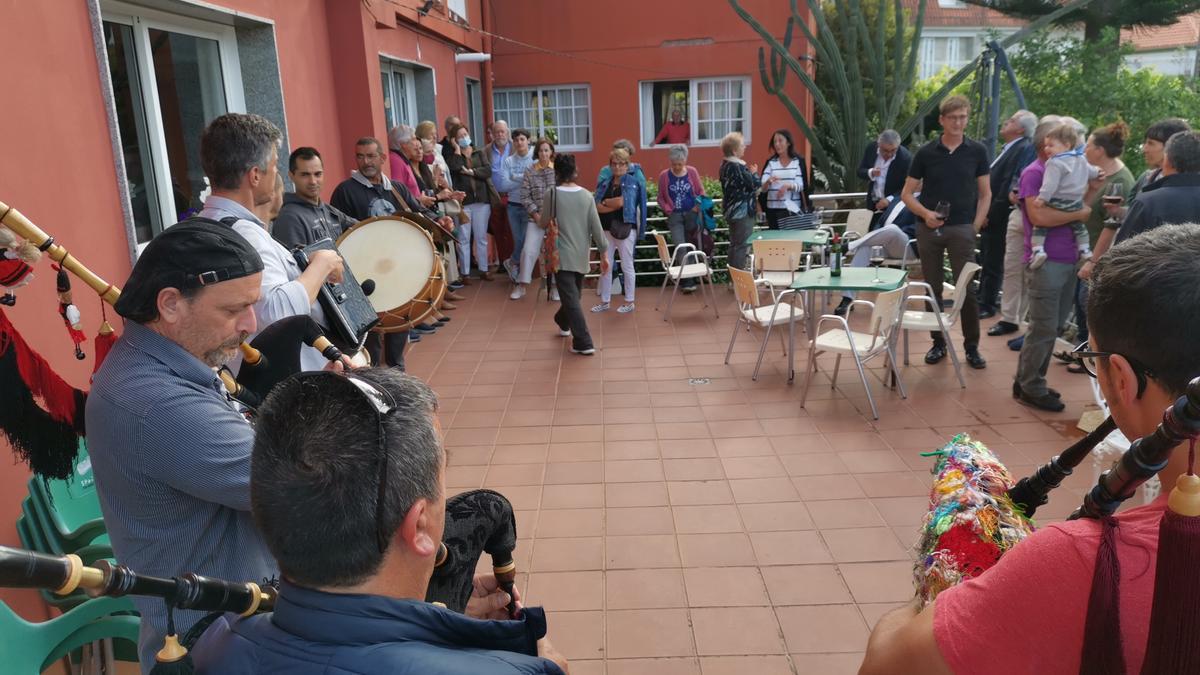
left=1029, top=124, right=1098, bottom=270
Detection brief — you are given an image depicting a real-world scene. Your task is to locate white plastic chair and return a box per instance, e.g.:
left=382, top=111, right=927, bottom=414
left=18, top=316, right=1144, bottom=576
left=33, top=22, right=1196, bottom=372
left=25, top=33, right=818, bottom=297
left=900, top=262, right=980, bottom=388
left=801, top=286, right=907, bottom=420
left=844, top=208, right=874, bottom=235
left=750, top=239, right=811, bottom=301
left=725, top=267, right=805, bottom=381
left=651, top=230, right=719, bottom=321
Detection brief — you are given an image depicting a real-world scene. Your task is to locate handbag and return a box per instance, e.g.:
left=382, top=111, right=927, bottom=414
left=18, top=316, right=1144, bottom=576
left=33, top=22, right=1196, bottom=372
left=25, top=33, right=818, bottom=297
left=778, top=211, right=817, bottom=230
left=609, top=219, right=633, bottom=240
left=539, top=189, right=560, bottom=276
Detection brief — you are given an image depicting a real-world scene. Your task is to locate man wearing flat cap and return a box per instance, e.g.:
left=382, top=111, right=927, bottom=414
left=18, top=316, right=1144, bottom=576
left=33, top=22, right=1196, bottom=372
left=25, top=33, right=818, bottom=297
left=87, top=221, right=279, bottom=672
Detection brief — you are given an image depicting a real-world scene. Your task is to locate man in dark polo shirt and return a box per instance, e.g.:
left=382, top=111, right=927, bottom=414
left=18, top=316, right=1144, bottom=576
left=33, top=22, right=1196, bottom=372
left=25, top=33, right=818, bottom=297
left=901, top=95, right=991, bottom=369
left=273, top=146, right=356, bottom=251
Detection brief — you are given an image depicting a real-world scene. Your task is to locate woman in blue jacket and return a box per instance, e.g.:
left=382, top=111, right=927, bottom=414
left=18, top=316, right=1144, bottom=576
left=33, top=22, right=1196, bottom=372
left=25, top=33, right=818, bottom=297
left=594, top=147, right=647, bottom=313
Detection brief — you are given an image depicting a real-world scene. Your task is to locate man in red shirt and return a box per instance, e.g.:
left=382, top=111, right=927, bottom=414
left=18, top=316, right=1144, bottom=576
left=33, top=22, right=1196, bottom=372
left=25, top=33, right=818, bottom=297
left=653, top=108, right=690, bottom=145
left=860, top=223, right=1200, bottom=674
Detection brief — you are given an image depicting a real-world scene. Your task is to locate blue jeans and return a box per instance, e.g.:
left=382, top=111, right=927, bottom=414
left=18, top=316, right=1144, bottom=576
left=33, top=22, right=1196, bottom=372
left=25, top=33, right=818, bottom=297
left=507, top=203, right=529, bottom=267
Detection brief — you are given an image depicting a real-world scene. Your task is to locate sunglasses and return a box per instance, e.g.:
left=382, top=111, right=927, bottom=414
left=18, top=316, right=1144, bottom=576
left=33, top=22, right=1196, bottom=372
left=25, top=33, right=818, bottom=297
left=1071, top=340, right=1156, bottom=397
left=296, top=372, right=397, bottom=554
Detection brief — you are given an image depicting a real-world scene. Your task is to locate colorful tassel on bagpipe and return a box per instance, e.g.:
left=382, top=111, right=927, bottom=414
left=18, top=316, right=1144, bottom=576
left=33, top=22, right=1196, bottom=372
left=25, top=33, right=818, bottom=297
left=53, top=263, right=86, bottom=360
left=92, top=299, right=117, bottom=377
left=914, top=433, right=1034, bottom=606
left=0, top=308, right=86, bottom=480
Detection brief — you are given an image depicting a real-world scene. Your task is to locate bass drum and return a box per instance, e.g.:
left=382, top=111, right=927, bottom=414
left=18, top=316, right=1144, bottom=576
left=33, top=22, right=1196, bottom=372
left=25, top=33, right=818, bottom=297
left=336, top=215, right=447, bottom=332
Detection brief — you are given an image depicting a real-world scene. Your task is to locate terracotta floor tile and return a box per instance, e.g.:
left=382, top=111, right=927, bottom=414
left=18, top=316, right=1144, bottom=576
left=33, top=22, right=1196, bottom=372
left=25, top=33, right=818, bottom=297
left=546, top=610, right=605, bottom=660
left=677, top=532, right=757, bottom=567
left=527, top=570, right=604, bottom=611
left=837, top=449, right=910, bottom=474
left=607, top=506, right=676, bottom=535
left=654, top=406, right=708, bottom=423
left=820, top=527, right=911, bottom=563
left=714, top=437, right=775, bottom=458
left=606, top=534, right=681, bottom=569
left=663, top=458, right=726, bottom=481
left=708, top=419, right=767, bottom=439
left=500, top=410, right=549, bottom=428
left=728, top=477, right=800, bottom=504
left=769, top=434, right=833, bottom=455
left=806, top=498, right=886, bottom=529
left=443, top=426, right=499, bottom=447
left=490, top=444, right=549, bottom=465
left=605, top=440, right=661, bottom=461
left=497, top=426, right=552, bottom=445
left=542, top=483, right=604, bottom=509
left=531, top=537, right=604, bottom=572
left=667, top=480, right=734, bottom=506
left=720, top=455, right=786, bottom=480
left=660, top=438, right=719, bottom=458
left=700, top=403, right=756, bottom=421
left=606, top=608, right=696, bottom=658
left=605, top=423, right=659, bottom=442
left=607, top=482, right=671, bottom=508
left=776, top=604, right=869, bottom=653
left=483, top=463, right=545, bottom=487
left=554, top=408, right=604, bottom=426
left=790, top=474, right=865, bottom=501
left=737, top=502, right=814, bottom=532
left=545, top=461, right=605, bottom=485
left=445, top=465, right=485, bottom=489
left=778, top=452, right=849, bottom=477
left=605, top=407, right=656, bottom=424
left=536, top=508, right=605, bottom=538
left=606, top=568, right=688, bottom=609
left=567, top=660, right=605, bottom=675
left=548, top=442, right=605, bottom=463
left=699, top=655, right=795, bottom=675
left=870, top=496, right=931, bottom=527
left=446, top=446, right=493, bottom=466
left=691, top=606, right=786, bottom=655
left=838, top=561, right=916, bottom=603
left=603, top=459, right=665, bottom=483
left=483, top=484, right=541, bottom=510
left=450, top=410, right=505, bottom=428
left=552, top=425, right=605, bottom=443
left=787, top=652, right=865, bottom=674
left=854, top=471, right=931, bottom=498
left=749, top=530, right=832, bottom=565
left=683, top=567, right=770, bottom=607
left=760, top=564, right=853, bottom=605
left=605, top=658, right=701, bottom=675
left=672, top=504, right=745, bottom=534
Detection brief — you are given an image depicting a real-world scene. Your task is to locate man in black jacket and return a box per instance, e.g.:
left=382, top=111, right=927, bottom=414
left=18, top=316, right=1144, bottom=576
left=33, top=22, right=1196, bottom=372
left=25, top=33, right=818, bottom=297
left=274, top=147, right=356, bottom=251
left=857, top=129, right=911, bottom=227
left=979, top=110, right=1037, bottom=325
left=1116, top=130, right=1200, bottom=244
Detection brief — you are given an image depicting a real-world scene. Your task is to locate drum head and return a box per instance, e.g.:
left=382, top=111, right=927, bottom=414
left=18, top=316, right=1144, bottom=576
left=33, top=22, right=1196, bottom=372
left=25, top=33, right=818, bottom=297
left=337, top=216, right=437, bottom=314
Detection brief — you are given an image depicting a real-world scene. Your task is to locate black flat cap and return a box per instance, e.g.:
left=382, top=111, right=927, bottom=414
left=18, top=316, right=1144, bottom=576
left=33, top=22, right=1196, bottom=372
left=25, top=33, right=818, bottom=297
left=114, top=219, right=264, bottom=322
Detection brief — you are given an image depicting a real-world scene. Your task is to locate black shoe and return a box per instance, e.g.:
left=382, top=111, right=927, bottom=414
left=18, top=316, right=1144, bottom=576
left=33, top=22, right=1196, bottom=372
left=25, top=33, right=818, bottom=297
left=412, top=324, right=437, bottom=334
left=408, top=333, right=422, bottom=343
left=1007, top=335, right=1024, bottom=351
left=1017, top=389, right=1066, bottom=412
left=965, top=349, right=987, bottom=369
left=978, top=306, right=997, bottom=319
left=449, top=281, right=465, bottom=291
left=1013, top=381, right=1061, bottom=400
left=833, top=297, right=852, bottom=317
left=988, top=321, right=1019, bottom=336
left=924, top=344, right=947, bottom=365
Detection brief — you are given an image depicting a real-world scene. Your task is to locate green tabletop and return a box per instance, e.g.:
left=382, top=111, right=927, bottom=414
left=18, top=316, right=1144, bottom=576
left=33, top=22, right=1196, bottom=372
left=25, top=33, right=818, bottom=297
left=745, top=229, right=829, bottom=246
left=789, top=266, right=907, bottom=292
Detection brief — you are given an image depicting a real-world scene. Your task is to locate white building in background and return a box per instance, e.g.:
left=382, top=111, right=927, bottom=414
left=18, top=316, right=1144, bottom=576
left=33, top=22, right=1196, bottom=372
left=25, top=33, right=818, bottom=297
left=1123, top=14, right=1200, bottom=78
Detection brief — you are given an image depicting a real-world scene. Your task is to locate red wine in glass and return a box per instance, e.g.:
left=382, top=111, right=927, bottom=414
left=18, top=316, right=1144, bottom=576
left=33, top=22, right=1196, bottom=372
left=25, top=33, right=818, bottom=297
left=933, top=201, right=950, bottom=237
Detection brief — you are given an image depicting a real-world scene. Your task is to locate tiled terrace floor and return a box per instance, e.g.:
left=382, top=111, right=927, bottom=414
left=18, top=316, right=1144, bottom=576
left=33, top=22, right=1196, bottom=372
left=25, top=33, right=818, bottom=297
left=406, top=276, right=1109, bottom=675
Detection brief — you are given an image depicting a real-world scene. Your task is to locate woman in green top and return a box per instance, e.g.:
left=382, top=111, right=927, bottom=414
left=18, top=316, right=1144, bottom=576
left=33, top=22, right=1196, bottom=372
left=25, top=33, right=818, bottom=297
left=540, top=154, right=609, bottom=355
left=1076, top=121, right=1134, bottom=345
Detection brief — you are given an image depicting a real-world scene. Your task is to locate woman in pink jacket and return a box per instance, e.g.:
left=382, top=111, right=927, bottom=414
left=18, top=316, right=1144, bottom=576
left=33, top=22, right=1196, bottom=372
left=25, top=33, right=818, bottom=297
left=656, top=144, right=705, bottom=292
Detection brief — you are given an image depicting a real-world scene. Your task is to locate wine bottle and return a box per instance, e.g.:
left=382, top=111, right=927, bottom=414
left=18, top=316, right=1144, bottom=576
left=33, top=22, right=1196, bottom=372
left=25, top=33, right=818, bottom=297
left=830, top=233, right=843, bottom=277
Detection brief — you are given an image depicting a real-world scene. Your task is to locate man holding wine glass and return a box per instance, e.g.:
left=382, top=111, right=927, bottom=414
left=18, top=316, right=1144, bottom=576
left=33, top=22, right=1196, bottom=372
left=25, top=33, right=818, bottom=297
left=901, top=95, right=992, bottom=370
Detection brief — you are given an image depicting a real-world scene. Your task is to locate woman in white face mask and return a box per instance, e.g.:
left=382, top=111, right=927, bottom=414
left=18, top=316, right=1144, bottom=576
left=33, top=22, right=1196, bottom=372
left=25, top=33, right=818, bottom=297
left=444, top=123, right=497, bottom=280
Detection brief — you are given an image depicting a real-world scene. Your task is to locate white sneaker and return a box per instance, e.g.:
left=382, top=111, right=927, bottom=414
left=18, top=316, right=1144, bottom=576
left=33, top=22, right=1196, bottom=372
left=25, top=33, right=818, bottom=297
left=1028, top=249, right=1048, bottom=270
left=558, top=328, right=571, bottom=337
left=591, top=302, right=611, bottom=313
left=570, top=346, right=596, bottom=355
left=550, top=288, right=560, bottom=302
left=617, top=302, right=636, bottom=314
left=509, top=285, right=526, bottom=300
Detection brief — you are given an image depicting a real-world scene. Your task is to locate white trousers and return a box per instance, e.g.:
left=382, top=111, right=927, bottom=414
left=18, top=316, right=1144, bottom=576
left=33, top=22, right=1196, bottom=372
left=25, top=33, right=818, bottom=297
left=1000, top=208, right=1030, bottom=325
left=458, top=202, right=492, bottom=275
left=598, top=230, right=636, bottom=303
left=518, top=220, right=546, bottom=284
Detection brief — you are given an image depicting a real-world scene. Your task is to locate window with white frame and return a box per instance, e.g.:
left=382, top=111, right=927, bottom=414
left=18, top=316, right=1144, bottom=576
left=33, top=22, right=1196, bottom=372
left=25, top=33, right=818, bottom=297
left=639, top=77, right=751, bottom=147
left=937, top=0, right=966, bottom=7
left=447, top=0, right=467, bottom=20
left=102, top=3, right=244, bottom=245
left=380, top=60, right=418, bottom=132
left=919, top=35, right=976, bottom=79
left=492, top=85, right=591, bottom=150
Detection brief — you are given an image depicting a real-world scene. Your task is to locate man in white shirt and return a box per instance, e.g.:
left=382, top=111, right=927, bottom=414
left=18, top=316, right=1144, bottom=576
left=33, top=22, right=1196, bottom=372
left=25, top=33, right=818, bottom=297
left=196, top=113, right=344, bottom=373
left=856, top=129, right=912, bottom=227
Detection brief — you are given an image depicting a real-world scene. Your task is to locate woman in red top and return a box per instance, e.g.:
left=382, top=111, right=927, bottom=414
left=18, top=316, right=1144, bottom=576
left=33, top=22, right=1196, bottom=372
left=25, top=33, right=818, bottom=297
left=653, top=108, right=690, bottom=146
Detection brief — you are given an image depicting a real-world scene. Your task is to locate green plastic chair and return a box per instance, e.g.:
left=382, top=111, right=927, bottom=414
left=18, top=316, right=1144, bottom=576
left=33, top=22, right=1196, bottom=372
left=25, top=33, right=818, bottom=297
left=26, top=440, right=107, bottom=551
left=0, top=596, right=140, bottom=674
left=17, top=511, right=114, bottom=612
left=21, top=496, right=111, bottom=559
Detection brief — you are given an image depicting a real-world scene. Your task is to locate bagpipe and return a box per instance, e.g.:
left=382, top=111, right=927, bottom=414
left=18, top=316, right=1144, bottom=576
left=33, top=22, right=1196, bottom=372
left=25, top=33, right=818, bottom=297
left=915, top=377, right=1200, bottom=673
left=0, top=488, right=520, bottom=674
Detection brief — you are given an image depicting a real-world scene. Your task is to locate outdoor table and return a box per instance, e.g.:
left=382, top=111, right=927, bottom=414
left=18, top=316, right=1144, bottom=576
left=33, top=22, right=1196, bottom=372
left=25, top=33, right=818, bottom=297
left=744, top=228, right=831, bottom=247
left=785, top=266, right=908, bottom=382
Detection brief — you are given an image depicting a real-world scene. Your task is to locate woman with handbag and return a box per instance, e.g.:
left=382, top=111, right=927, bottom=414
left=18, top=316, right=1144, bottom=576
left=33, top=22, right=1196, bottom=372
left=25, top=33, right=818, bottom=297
left=540, top=154, right=609, bottom=355
left=719, top=131, right=760, bottom=272
left=656, top=144, right=706, bottom=293
left=761, top=129, right=814, bottom=229
left=593, top=147, right=644, bottom=313
left=511, top=138, right=558, bottom=301
left=444, top=123, right=495, bottom=280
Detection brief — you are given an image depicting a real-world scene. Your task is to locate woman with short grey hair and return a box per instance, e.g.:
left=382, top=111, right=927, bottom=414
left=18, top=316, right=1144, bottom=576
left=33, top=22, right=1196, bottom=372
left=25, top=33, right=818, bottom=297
left=719, top=132, right=760, bottom=272
left=656, top=144, right=705, bottom=292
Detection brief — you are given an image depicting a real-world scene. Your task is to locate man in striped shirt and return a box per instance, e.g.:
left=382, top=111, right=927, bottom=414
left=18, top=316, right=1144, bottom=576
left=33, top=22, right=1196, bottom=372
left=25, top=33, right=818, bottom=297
left=86, top=221, right=276, bottom=672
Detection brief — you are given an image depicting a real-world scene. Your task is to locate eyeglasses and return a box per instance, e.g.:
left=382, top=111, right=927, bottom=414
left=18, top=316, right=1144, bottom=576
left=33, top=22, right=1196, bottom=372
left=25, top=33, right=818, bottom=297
left=1071, top=340, right=1156, bottom=396
left=296, top=372, right=397, bottom=554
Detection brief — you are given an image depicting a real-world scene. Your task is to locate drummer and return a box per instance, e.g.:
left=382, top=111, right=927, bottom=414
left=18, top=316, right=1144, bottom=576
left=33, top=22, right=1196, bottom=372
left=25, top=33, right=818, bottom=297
left=196, top=113, right=345, bottom=374
left=860, top=224, right=1200, bottom=674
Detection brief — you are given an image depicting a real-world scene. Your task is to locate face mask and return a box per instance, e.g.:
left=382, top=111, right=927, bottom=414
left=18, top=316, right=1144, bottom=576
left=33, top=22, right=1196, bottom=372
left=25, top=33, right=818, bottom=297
left=423, top=154, right=435, bottom=164
left=458, top=136, right=472, bottom=148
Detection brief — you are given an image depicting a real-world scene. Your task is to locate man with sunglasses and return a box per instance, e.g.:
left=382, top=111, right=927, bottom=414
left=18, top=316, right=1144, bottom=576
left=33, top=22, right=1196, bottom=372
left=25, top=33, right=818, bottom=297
left=861, top=223, right=1200, bottom=674
left=195, top=369, right=570, bottom=674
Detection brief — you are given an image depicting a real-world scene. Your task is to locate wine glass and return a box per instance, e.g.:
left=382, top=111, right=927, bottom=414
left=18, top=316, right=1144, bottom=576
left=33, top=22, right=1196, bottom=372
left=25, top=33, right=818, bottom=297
left=870, top=245, right=886, bottom=283
left=813, top=206, right=826, bottom=227
left=933, top=201, right=950, bottom=238
left=1102, top=182, right=1125, bottom=225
